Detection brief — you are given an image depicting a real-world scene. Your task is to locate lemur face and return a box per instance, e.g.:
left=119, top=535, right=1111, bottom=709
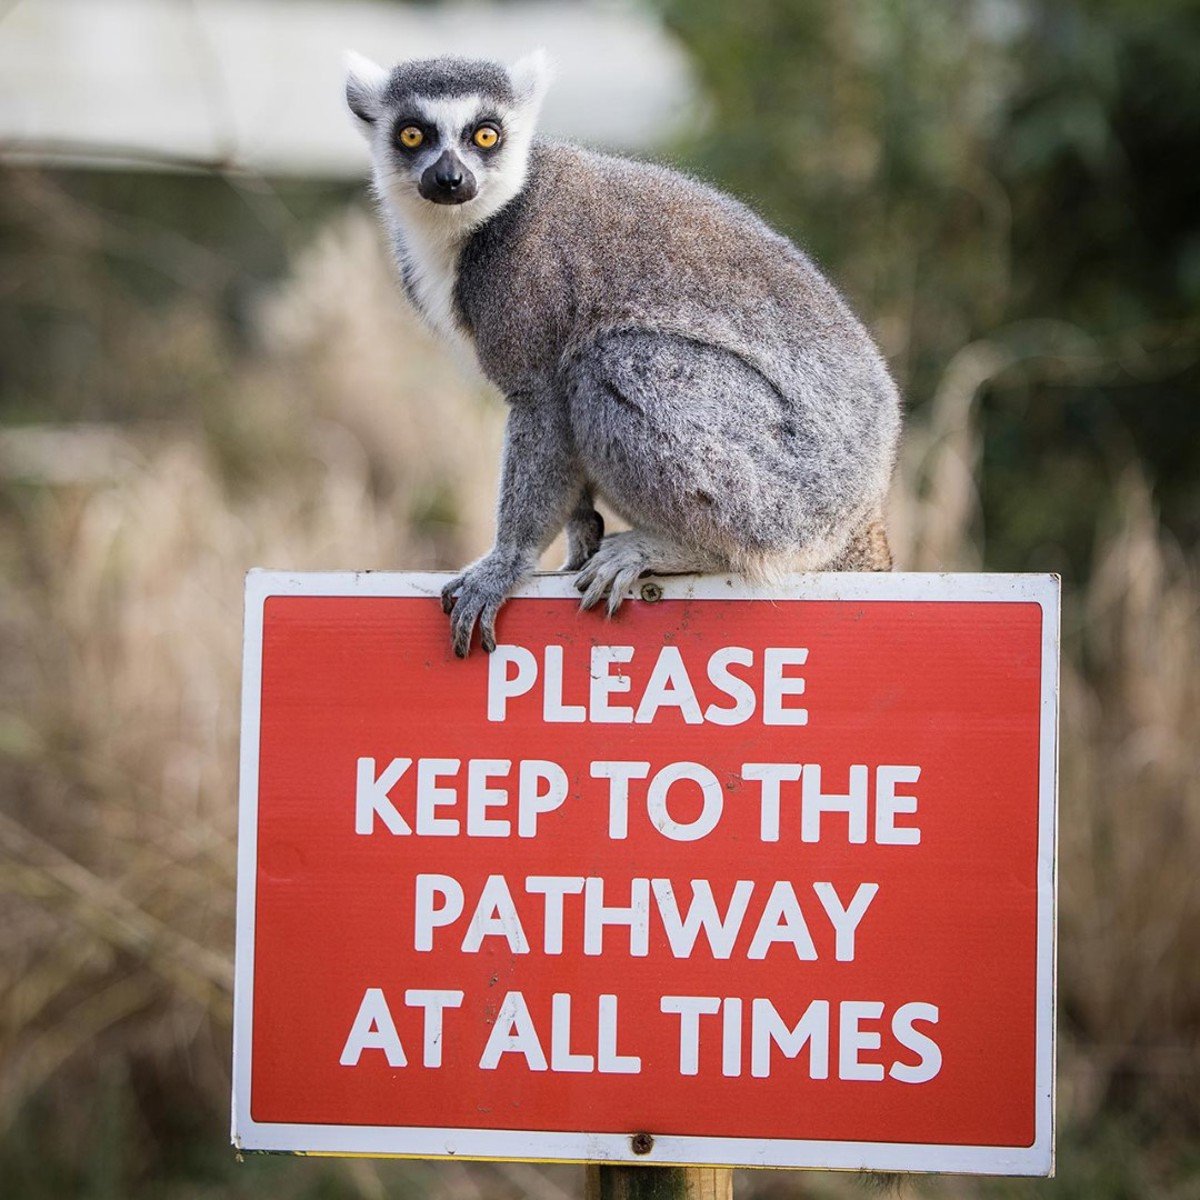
left=346, top=52, right=552, bottom=227
left=390, top=93, right=502, bottom=207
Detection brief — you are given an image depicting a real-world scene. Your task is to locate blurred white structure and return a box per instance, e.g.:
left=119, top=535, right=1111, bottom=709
left=0, top=0, right=694, bottom=175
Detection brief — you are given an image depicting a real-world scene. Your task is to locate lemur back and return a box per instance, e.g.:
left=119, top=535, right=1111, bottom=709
left=455, top=143, right=897, bottom=564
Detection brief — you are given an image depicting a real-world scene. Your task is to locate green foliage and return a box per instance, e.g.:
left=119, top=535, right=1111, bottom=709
left=660, top=0, right=1200, bottom=572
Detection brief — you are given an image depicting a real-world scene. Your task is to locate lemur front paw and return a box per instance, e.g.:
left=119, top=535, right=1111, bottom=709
left=440, top=553, right=526, bottom=657
left=574, top=532, right=648, bottom=616
left=560, top=507, right=605, bottom=572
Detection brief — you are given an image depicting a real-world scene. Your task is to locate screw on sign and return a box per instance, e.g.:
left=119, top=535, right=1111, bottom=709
left=232, top=571, right=1059, bottom=1180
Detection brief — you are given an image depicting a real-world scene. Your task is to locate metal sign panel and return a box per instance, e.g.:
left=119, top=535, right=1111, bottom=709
left=232, top=571, right=1058, bottom=1175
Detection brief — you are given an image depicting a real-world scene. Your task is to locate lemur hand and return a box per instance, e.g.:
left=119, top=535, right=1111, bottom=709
left=440, top=550, right=528, bottom=657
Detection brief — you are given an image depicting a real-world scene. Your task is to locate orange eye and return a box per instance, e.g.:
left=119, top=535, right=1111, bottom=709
left=398, top=126, right=423, bottom=148
left=472, top=125, right=500, bottom=149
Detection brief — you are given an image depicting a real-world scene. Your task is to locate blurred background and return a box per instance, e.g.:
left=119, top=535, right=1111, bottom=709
left=1, top=0, right=1198, bottom=1197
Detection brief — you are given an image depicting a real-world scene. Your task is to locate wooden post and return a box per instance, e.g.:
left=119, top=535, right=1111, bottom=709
left=586, top=1164, right=732, bottom=1200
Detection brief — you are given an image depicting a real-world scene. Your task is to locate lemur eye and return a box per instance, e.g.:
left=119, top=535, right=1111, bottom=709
left=472, top=124, right=500, bottom=149
left=398, top=126, right=424, bottom=149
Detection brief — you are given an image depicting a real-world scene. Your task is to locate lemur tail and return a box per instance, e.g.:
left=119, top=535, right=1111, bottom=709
left=828, top=512, right=893, bottom=571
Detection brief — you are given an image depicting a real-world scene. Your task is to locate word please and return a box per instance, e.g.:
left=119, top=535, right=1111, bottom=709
left=415, top=874, right=879, bottom=961
left=488, top=643, right=810, bottom=725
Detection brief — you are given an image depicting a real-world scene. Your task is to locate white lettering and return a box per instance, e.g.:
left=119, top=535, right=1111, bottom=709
left=479, top=991, right=546, bottom=1070
left=584, top=877, right=650, bottom=956
left=487, top=645, right=537, bottom=721
left=747, top=881, right=817, bottom=960
left=466, top=759, right=511, bottom=837
left=876, top=765, right=922, bottom=844
left=704, top=647, right=756, bottom=725
left=340, top=987, right=407, bottom=1066
left=635, top=646, right=704, bottom=724
left=462, top=874, right=530, bottom=954
left=889, top=1002, right=941, bottom=1083
left=589, top=646, right=635, bottom=723
left=660, top=995, right=720, bottom=1075
left=646, top=762, right=724, bottom=841
left=355, top=757, right=412, bottom=835
left=802, top=764, right=868, bottom=843
left=413, top=874, right=464, bottom=952
left=742, top=762, right=803, bottom=842
left=591, top=760, right=650, bottom=839
left=403, top=989, right=464, bottom=1068
left=751, top=998, right=829, bottom=1079
left=812, top=881, right=879, bottom=962
left=839, top=1000, right=885, bottom=1081
left=651, top=879, right=754, bottom=959
left=762, top=647, right=809, bottom=725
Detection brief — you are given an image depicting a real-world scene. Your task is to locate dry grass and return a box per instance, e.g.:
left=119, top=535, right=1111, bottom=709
left=0, top=207, right=1197, bottom=1198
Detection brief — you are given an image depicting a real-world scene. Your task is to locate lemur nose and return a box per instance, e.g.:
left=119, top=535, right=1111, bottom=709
left=434, top=156, right=463, bottom=190
left=419, top=150, right=476, bottom=204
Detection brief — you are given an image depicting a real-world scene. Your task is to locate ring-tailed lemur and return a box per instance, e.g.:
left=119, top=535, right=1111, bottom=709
left=346, top=50, right=900, bottom=657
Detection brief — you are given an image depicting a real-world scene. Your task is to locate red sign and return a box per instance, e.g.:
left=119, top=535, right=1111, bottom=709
left=232, top=572, right=1057, bottom=1175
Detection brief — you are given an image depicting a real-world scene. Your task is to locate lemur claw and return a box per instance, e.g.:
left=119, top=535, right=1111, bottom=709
left=441, top=556, right=521, bottom=656
left=440, top=576, right=463, bottom=616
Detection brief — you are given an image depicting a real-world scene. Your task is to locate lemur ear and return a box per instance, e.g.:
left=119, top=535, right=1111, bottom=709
left=345, top=50, right=388, bottom=130
left=509, top=48, right=555, bottom=110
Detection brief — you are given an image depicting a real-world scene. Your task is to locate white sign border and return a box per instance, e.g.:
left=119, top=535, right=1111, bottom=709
left=232, top=570, right=1059, bottom=1176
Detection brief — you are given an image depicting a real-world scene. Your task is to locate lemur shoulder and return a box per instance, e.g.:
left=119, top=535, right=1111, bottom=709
left=346, top=51, right=900, bottom=657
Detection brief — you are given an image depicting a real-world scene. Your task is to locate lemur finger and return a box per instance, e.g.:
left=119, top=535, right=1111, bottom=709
left=578, top=570, right=612, bottom=611
left=574, top=558, right=601, bottom=593
left=605, top=565, right=642, bottom=617
left=451, top=598, right=481, bottom=658
left=441, top=576, right=465, bottom=615
left=479, top=600, right=502, bottom=654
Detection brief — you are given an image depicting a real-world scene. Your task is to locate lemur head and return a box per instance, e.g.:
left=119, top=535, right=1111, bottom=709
left=345, top=50, right=553, bottom=233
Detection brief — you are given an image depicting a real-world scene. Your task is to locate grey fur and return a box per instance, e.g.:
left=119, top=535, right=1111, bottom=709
left=347, top=54, right=901, bottom=656
left=384, top=57, right=515, bottom=107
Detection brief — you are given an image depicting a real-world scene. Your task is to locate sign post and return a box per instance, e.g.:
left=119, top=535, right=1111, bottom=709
left=232, top=571, right=1058, bottom=1179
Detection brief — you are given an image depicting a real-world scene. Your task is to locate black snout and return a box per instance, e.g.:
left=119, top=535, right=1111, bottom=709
left=419, top=151, right=477, bottom=205
left=435, top=160, right=463, bottom=189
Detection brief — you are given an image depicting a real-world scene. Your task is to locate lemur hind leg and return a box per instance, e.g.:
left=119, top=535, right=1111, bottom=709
left=569, top=331, right=873, bottom=582
left=560, top=487, right=605, bottom=571
left=575, top=530, right=725, bottom=615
